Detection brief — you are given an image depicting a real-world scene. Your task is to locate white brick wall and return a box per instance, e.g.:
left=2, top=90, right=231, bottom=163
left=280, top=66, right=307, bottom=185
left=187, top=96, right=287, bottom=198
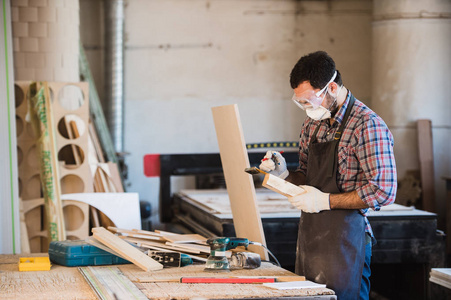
left=12, top=0, right=79, bottom=81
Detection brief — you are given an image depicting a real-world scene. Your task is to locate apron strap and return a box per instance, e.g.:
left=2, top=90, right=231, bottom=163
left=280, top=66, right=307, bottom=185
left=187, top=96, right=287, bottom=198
left=310, top=123, right=321, bottom=144
left=334, top=95, right=356, bottom=141
left=326, top=95, right=356, bottom=178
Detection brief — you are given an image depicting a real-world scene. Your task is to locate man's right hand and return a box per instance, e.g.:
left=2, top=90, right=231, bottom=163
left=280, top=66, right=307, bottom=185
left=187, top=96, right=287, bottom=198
left=259, top=151, right=289, bottom=179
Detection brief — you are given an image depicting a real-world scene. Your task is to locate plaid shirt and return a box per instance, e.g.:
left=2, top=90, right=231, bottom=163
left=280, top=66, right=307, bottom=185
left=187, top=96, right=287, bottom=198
left=297, top=91, right=397, bottom=236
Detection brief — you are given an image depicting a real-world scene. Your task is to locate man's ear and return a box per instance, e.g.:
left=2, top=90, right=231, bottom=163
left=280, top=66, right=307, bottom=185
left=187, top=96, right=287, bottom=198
left=328, top=82, right=339, bottom=96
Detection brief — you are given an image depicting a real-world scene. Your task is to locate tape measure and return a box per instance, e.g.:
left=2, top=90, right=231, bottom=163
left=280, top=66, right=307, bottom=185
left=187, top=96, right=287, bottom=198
left=246, top=142, right=299, bottom=149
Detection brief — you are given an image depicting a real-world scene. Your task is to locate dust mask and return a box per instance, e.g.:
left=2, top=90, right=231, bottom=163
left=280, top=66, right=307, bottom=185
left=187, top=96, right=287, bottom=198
left=306, top=105, right=332, bottom=121
left=305, top=85, right=343, bottom=121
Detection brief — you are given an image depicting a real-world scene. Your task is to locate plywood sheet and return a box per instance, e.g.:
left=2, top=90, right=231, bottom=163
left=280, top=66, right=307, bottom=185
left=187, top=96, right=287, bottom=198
left=212, top=104, right=267, bottom=259
left=61, top=193, right=141, bottom=230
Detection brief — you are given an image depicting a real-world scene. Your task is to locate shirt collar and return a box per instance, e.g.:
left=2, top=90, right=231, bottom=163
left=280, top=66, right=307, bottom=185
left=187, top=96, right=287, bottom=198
left=332, top=91, right=351, bottom=125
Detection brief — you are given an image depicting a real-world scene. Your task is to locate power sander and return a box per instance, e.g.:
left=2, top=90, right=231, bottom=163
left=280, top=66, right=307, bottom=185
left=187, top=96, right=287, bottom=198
left=204, top=237, right=262, bottom=272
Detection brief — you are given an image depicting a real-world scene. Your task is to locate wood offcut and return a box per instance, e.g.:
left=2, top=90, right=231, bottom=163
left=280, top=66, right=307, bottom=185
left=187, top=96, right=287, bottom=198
left=92, top=227, right=163, bottom=271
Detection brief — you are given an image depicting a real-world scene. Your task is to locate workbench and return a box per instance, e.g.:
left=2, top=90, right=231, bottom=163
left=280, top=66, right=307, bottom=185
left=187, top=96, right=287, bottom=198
left=173, top=189, right=446, bottom=299
left=150, top=152, right=446, bottom=299
left=0, top=254, right=336, bottom=299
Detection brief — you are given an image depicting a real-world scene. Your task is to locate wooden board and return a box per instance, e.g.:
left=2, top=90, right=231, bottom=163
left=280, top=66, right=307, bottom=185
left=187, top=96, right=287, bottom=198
left=28, top=82, right=66, bottom=242
left=212, top=104, right=267, bottom=259
left=92, top=227, right=163, bottom=271
left=119, top=262, right=334, bottom=299
left=417, top=119, right=436, bottom=213
left=122, top=237, right=202, bottom=255
left=79, top=266, right=148, bottom=300
left=263, top=174, right=306, bottom=197
left=165, top=242, right=211, bottom=254
left=0, top=254, right=96, bottom=299
left=110, top=226, right=163, bottom=238
left=61, top=193, right=141, bottom=230
left=160, top=233, right=206, bottom=244
left=0, top=255, right=333, bottom=299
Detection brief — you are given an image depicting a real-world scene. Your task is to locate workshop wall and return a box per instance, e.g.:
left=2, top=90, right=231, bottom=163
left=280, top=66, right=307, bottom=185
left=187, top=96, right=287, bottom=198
left=371, top=0, right=451, bottom=228
left=80, top=0, right=373, bottom=226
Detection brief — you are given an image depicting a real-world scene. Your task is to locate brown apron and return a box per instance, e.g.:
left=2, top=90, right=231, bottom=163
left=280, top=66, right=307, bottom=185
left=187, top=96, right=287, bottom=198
left=295, top=95, right=365, bottom=299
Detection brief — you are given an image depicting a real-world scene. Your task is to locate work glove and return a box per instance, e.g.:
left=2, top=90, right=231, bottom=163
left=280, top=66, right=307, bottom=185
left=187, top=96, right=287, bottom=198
left=259, top=151, right=289, bottom=179
left=288, top=185, right=330, bottom=213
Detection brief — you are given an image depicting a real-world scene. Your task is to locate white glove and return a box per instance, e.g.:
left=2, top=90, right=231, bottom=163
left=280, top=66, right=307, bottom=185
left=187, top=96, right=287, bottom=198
left=259, top=151, right=289, bottom=179
left=288, top=185, right=330, bottom=213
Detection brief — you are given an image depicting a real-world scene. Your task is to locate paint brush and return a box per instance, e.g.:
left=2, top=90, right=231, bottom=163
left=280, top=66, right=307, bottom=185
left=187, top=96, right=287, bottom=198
left=244, top=167, right=267, bottom=175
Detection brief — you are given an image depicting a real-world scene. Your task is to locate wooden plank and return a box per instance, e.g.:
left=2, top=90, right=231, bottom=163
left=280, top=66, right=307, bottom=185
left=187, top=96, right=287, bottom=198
left=65, top=118, right=82, bottom=166
left=122, top=237, right=202, bottom=255
left=79, top=44, right=118, bottom=164
left=85, top=236, right=127, bottom=260
left=417, top=119, right=436, bottom=213
left=212, top=104, right=267, bottom=259
left=160, top=233, right=207, bottom=244
left=131, top=228, right=164, bottom=237
left=110, top=227, right=164, bottom=239
left=444, top=177, right=451, bottom=256
left=98, top=164, right=119, bottom=193
left=79, top=266, right=148, bottom=300
left=106, top=162, right=124, bottom=192
left=121, top=232, right=164, bottom=242
left=27, top=82, right=66, bottom=242
left=92, top=227, right=163, bottom=271
left=88, top=121, right=105, bottom=163
left=262, top=174, right=306, bottom=197
left=165, top=242, right=211, bottom=254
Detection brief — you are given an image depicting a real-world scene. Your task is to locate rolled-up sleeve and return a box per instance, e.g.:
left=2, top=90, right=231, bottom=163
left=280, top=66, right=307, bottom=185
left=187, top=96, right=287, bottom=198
left=355, top=117, right=397, bottom=210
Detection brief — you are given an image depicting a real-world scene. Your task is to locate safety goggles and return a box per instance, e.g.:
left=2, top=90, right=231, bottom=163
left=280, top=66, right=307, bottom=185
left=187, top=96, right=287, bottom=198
left=292, top=71, right=337, bottom=110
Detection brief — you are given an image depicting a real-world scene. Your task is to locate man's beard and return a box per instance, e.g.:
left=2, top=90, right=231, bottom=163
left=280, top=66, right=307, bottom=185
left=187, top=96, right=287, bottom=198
left=326, top=95, right=339, bottom=118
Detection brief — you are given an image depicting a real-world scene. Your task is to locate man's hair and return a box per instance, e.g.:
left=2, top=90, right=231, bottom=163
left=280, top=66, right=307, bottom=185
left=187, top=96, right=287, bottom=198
left=290, top=51, right=342, bottom=89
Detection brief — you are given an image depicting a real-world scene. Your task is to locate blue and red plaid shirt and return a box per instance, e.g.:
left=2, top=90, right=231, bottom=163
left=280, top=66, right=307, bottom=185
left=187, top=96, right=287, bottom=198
left=297, top=91, right=397, bottom=236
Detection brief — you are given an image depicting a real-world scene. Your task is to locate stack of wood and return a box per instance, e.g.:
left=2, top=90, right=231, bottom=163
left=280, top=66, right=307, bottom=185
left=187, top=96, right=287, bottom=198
left=89, top=227, right=163, bottom=272
left=105, top=226, right=221, bottom=263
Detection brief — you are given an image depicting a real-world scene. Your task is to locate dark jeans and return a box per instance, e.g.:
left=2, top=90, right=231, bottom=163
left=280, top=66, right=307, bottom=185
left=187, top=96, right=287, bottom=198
left=360, top=235, right=373, bottom=300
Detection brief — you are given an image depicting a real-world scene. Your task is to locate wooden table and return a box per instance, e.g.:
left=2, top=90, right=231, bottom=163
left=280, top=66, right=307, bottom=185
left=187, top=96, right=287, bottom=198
left=0, top=254, right=335, bottom=299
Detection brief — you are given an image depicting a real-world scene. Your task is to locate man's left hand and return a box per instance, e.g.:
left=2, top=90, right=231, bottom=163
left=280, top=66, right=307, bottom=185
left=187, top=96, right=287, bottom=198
left=288, top=185, right=331, bottom=213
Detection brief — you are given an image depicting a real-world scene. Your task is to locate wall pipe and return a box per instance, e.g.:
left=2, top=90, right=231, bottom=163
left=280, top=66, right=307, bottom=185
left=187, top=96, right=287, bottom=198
left=104, top=0, right=125, bottom=153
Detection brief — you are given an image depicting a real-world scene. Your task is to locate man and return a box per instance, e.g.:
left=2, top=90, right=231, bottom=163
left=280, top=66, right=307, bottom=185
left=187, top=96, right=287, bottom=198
left=260, top=51, right=397, bottom=299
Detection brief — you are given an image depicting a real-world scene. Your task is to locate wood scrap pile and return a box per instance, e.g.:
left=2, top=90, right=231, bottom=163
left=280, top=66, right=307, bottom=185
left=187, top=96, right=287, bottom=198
left=107, top=226, right=222, bottom=262
left=88, top=227, right=163, bottom=271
